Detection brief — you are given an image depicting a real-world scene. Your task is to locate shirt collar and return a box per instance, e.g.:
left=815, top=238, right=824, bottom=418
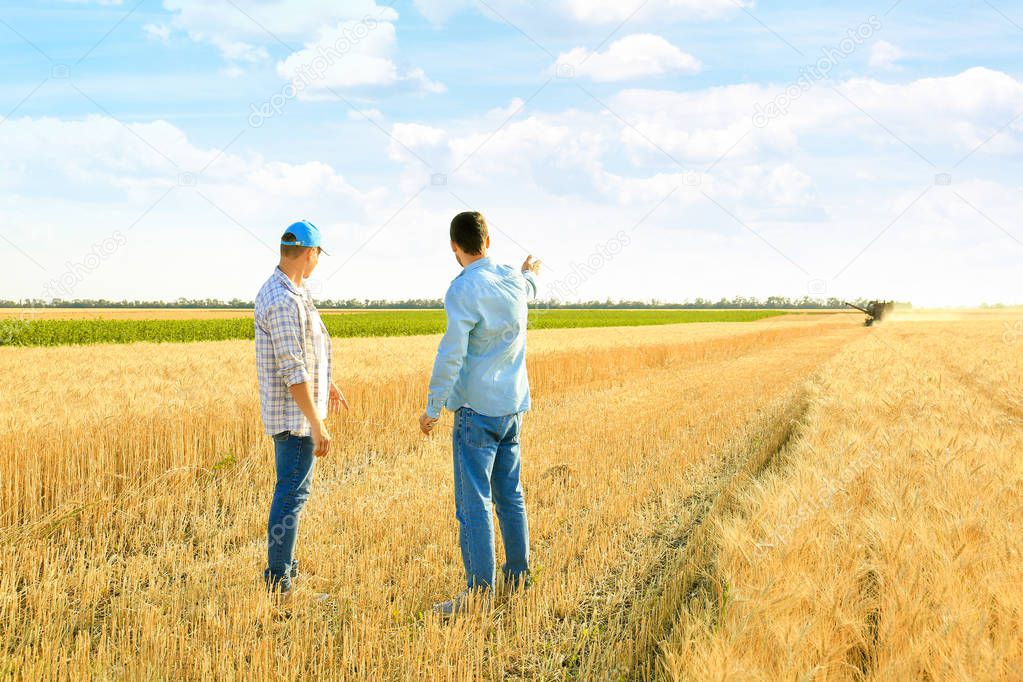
left=274, top=266, right=304, bottom=296
left=462, top=256, right=490, bottom=274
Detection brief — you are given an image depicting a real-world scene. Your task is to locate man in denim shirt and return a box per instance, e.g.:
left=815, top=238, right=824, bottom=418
left=419, top=211, right=541, bottom=617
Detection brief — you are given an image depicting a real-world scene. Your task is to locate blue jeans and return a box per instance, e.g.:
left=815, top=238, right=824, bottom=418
left=265, top=431, right=315, bottom=592
left=453, top=407, right=530, bottom=591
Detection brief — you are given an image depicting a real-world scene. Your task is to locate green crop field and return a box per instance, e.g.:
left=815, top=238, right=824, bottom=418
left=0, top=309, right=787, bottom=347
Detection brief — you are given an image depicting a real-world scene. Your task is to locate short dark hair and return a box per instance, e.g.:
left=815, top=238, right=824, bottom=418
left=280, top=231, right=318, bottom=259
left=450, top=211, right=488, bottom=255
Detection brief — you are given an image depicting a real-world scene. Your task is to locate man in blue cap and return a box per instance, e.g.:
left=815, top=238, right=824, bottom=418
left=254, top=219, right=348, bottom=600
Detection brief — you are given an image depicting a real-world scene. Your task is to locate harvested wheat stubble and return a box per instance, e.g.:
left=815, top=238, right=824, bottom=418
left=0, top=315, right=865, bottom=679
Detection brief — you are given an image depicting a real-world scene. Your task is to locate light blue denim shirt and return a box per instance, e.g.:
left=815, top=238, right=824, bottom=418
left=426, top=257, right=538, bottom=419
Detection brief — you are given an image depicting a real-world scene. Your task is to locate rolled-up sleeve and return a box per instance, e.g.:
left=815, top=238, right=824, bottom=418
left=426, top=282, right=478, bottom=418
left=265, top=298, right=309, bottom=387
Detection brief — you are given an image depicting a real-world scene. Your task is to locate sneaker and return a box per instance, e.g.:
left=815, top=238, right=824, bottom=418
left=503, top=571, right=532, bottom=593
left=432, top=589, right=479, bottom=618
left=264, top=566, right=294, bottom=595
left=274, top=587, right=294, bottom=606
left=273, top=587, right=331, bottom=608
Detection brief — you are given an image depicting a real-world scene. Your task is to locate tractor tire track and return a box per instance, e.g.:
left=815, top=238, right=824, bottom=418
left=546, top=391, right=810, bottom=680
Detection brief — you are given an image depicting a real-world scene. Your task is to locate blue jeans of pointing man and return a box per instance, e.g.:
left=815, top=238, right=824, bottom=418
left=452, top=408, right=530, bottom=592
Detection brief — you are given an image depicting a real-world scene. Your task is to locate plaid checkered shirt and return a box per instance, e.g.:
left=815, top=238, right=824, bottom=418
left=255, top=267, right=332, bottom=437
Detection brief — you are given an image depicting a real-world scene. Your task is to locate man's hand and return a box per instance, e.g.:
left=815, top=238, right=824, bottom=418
left=312, top=419, right=332, bottom=457
left=419, top=412, right=438, bottom=436
left=328, top=381, right=350, bottom=416
left=521, top=254, right=542, bottom=276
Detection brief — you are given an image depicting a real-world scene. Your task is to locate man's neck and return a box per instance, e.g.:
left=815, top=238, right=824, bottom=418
left=278, top=260, right=305, bottom=288
left=461, top=252, right=487, bottom=268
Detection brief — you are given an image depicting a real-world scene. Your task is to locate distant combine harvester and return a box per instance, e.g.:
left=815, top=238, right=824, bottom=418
left=842, top=300, right=894, bottom=326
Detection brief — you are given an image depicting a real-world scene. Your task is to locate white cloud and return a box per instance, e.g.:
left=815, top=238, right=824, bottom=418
left=161, top=0, right=392, bottom=51
left=410, top=0, right=466, bottom=25
left=348, top=108, right=383, bottom=121
left=554, top=34, right=701, bottom=82
left=368, top=70, right=1023, bottom=305
left=484, top=98, right=526, bottom=121
left=401, top=70, right=1023, bottom=201
left=5, top=68, right=1022, bottom=306
left=142, top=23, right=171, bottom=44
left=389, top=123, right=446, bottom=151
left=870, top=40, right=904, bottom=70
left=208, top=39, right=269, bottom=65
left=276, top=21, right=444, bottom=98
left=0, top=114, right=404, bottom=300
left=158, top=1, right=440, bottom=96
left=412, top=0, right=746, bottom=26
left=560, top=0, right=746, bottom=24
left=0, top=115, right=377, bottom=204
left=384, top=101, right=801, bottom=217
left=380, top=69, right=1023, bottom=202
left=609, top=67, right=1023, bottom=163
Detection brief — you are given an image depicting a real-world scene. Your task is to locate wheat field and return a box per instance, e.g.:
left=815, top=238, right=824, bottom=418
left=1, top=311, right=1019, bottom=679
left=659, top=312, right=1023, bottom=680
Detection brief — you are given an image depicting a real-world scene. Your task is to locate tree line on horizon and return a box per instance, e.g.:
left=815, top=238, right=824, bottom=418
left=0, top=296, right=910, bottom=310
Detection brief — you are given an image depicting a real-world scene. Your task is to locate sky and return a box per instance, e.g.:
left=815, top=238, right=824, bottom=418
left=1, top=0, right=1021, bottom=306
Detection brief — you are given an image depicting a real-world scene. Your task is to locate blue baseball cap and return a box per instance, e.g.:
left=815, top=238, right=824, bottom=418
left=281, top=220, right=328, bottom=255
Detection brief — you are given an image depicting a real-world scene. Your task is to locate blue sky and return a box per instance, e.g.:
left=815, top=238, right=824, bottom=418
left=1, top=0, right=1022, bottom=305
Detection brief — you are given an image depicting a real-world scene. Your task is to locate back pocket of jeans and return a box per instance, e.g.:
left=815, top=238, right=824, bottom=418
left=465, top=412, right=499, bottom=448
